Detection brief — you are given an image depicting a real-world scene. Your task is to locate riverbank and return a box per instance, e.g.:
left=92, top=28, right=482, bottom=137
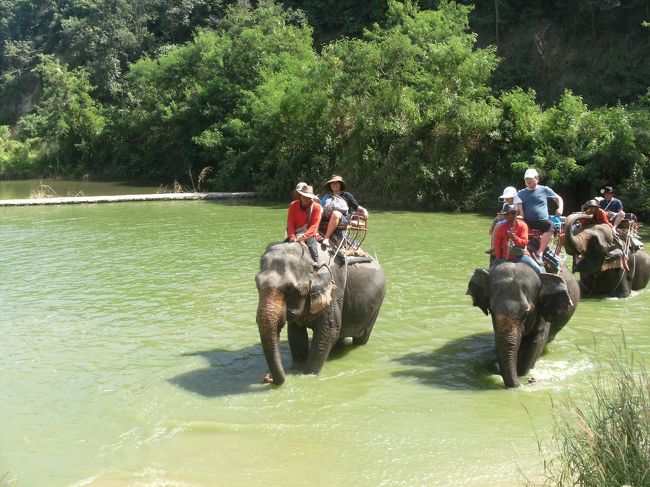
left=0, top=191, right=257, bottom=206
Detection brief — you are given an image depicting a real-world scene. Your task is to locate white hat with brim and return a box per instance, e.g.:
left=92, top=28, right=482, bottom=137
left=293, top=182, right=318, bottom=200
left=524, top=168, right=539, bottom=179
left=499, top=186, right=517, bottom=199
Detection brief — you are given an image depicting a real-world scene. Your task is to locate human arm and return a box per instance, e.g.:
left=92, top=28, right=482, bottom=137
left=343, top=192, right=369, bottom=218
left=553, top=194, right=564, bottom=216
left=494, top=225, right=507, bottom=259
left=513, top=220, right=528, bottom=247
left=286, top=202, right=298, bottom=241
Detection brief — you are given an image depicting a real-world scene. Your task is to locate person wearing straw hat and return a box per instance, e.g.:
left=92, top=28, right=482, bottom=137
left=517, top=168, right=564, bottom=264
left=320, top=175, right=367, bottom=247
left=286, top=182, right=322, bottom=265
left=493, top=203, right=543, bottom=274
left=580, top=199, right=612, bottom=227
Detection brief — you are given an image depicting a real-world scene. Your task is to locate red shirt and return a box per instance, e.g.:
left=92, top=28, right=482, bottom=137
left=287, top=199, right=323, bottom=240
left=494, top=219, right=529, bottom=260
left=580, top=207, right=612, bottom=227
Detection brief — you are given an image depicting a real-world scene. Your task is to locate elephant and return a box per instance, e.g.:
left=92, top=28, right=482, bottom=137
left=467, top=262, right=579, bottom=388
left=255, top=241, right=386, bottom=385
left=563, top=212, right=650, bottom=297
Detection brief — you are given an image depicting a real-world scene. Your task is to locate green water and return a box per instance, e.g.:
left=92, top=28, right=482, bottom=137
left=0, top=179, right=161, bottom=200
left=1, top=200, right=649, bottom=487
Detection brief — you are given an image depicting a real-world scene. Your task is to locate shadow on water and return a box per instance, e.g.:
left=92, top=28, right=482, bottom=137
left=392, top=331, right=505, bottom=391
left=169, top=339, right=356, bottom=397
left=169, top=344, right=275, bottom=397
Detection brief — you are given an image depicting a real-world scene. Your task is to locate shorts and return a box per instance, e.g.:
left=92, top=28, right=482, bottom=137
left=526, top=219, right=552, bottom=232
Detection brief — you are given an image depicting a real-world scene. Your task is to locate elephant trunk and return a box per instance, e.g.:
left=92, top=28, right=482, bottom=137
left=256, top=287, right=287, bottom=385
left=564, top=213, right=590, bottom=256
left=493, top=315, right=523, bottom=388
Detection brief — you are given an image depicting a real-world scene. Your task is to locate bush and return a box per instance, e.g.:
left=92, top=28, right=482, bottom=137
left=539, top=344, right=650, bottom=486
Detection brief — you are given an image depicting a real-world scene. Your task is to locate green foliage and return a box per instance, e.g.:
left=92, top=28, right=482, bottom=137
left=14, top=56, right=104, bottom=176
left=0, top=0, right=648, bottom=216
left=540, top=346, right=650, bottom=486
left=102, top=1, right=316, bottom=183
left=240, top=0, right=500, bottom=205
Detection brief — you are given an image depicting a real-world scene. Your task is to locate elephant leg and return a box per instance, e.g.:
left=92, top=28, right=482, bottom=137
left=303, top=318, right=339, bottom=375
left=288, top=321, right=309, bottom=365
left=352, top=306, right=381, bottom=345
left=517, top=323, right=549, bottom=377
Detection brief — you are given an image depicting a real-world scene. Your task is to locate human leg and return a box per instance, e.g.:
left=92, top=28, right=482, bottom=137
left=322, top=210, right=342, bottom=245
left=305, top=237, right=319, bottom=264
left=613, top=210, right=625, bottom=229
left=518, top=255, right=544, bottom=274
left=537, top=230, right=553, bottom=256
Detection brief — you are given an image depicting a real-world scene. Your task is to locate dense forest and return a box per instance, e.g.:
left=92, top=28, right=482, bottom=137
left=0, top=0, right=649, bottom=216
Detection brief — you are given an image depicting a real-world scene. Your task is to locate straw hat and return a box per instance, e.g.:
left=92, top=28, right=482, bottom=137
left=293, top=182, right=318, bottom=200
left=324, top=175, right=346, bottom=192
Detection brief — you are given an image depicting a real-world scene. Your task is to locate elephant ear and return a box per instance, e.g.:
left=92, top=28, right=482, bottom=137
left=539, top=274, right=573, bottom=322
left=467, top=268, right=490, bottom=316
left=308, top=268, right=337, bottom=317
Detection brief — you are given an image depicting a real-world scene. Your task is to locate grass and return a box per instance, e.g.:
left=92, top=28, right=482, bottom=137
left=28, top=183, right=84, bottom=198
left=537, top=339, right=650, bottom=486
left=0, top=472, right=15, bottom=487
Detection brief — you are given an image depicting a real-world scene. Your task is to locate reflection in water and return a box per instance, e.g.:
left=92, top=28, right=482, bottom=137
left=0, top=201, right=649, bottom=486
left=0, top=178, right=160, bottom=199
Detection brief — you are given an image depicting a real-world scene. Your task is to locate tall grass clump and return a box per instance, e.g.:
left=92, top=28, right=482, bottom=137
left=541, top=343, right=650, bottom=486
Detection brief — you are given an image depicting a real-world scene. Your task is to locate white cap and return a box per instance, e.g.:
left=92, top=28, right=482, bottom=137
left=499, top=186, right=517, bottom=199
left=524, top=168, right=539, bottom=180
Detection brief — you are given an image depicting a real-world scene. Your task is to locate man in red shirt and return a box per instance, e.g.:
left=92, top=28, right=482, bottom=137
left=580, top=199, right=612, bottom=227
left=493, top=204, right=544, bottom=274
left=286, top=182, right=322, bottom=265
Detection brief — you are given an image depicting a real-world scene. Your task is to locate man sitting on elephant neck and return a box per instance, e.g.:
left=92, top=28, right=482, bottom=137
left=286, top=182, right=322, bottom=265
left=493, top=204, right=544, bottom=274
left=580, top=199, right=612, bottom=227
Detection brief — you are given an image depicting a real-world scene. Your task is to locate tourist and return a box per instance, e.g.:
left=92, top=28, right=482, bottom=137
left=320, top=175, right=367, bottom=247
left=493, top=203, right=544, bottom=274
left=517, top=168, right=564, bottom=264
left=286, top=182, right=322, bottom=265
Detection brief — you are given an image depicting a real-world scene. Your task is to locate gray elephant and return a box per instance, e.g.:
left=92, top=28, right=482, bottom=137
left=563, top=213, right=650, bottom=297
left=467, top=263, right=579, bottom=388
left=255, top=241, right=386, bottom=385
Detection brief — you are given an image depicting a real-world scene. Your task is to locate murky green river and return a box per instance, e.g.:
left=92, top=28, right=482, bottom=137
left=1, top=183, right=649, bottom=486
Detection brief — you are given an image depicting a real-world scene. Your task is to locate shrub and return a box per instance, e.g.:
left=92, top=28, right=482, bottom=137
left=539, top=344, right=650, bottom=486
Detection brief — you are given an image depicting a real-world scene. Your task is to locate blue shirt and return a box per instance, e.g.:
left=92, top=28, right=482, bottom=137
left=517, top=185, right=558, bottom=221
left=600, top=197, right=623, bottom=213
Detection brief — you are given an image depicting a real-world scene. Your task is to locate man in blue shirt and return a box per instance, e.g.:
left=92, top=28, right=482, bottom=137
left=599, top=186, right=625, bottom=229
left=517, top=168, right=564, bottom=263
